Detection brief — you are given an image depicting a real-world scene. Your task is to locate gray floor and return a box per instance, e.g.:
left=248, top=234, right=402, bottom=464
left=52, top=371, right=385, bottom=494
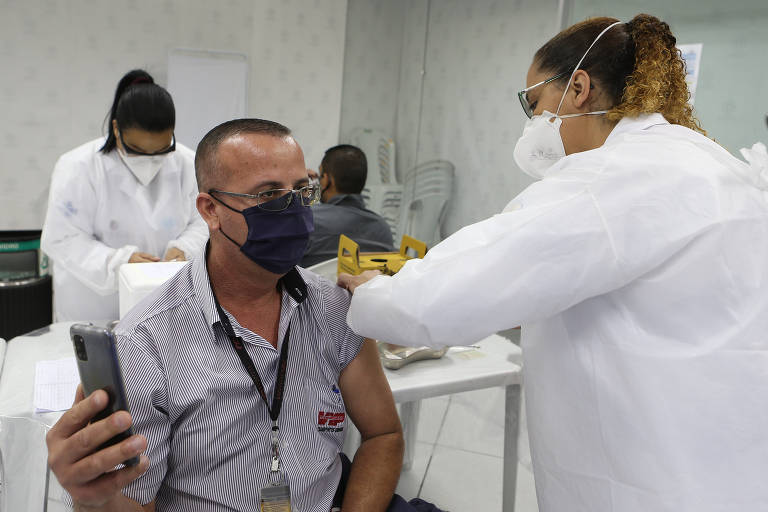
left=395, top=389, right=539, bottom=512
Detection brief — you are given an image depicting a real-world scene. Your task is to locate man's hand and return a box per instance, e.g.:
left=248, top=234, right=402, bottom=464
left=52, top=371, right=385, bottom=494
left=128, top=252, right=160, bottom=264
left=337, top=270, right=382, bottom=295
left=46, top=385, right=150, bottom=509
left=162, top=247, right=186, bottom=262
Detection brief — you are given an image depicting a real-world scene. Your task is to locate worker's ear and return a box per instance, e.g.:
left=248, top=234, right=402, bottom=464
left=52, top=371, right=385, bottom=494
left=569, top=70, right=593, bottom=110
left=196, top=193, right=220, bottom=232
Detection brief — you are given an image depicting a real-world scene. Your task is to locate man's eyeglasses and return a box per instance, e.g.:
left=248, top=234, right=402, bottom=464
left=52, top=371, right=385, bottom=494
left=517, top=71, right=569, bottom=119
left=209, top=186, right=320, bottom=212
left=118, top=130, right=176, bottom=156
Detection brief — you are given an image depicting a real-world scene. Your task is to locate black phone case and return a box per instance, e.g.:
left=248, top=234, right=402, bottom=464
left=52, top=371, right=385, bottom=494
left=70, top=323, right=139, bottom=467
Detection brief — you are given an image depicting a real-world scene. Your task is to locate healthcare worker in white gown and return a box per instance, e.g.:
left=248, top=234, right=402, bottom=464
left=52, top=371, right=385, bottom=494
left=41, top=70, right=207, bottom=322
left=339, top=14, right=768, bottom=512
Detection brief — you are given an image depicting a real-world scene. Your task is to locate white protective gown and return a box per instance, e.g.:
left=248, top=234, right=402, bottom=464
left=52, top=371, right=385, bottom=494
left=347, top=114, right=768, bottom=511
left=41, top=138, right=208, bottom=322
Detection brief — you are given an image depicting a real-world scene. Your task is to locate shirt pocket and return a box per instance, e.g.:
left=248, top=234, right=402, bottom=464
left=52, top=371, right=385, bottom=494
left=302, top=379, right=347, bottom=447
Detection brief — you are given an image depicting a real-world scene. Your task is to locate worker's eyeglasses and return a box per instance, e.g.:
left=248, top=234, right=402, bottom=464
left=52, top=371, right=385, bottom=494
left=209, top=186, right=320, bottom=212
left=118, top=130, right=176, bottom=156
left=517, top=71, right=569, bottom=119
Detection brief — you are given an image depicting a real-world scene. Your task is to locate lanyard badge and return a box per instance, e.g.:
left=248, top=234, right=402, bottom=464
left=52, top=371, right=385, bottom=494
left=261, top=419, right=292, bottom=511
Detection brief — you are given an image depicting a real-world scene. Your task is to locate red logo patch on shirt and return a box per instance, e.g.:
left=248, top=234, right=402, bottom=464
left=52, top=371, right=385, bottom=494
left=318, top=411, right=345, bottom=432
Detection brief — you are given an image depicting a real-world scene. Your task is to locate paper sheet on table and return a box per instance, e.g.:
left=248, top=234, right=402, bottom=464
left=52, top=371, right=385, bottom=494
left=34, top=357, right=79, bottom=413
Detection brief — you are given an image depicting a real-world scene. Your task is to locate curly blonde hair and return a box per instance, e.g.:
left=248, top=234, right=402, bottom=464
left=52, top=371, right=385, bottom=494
left=609, top=14, right=705, bottom=134
left=534, top=14, right=706, bottom=135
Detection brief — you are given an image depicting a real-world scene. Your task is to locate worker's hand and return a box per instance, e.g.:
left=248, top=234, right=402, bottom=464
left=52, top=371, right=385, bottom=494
left=46, top=385, right=149, bottom=508
left=337, top=270, right=382, bottom=295
left=129, top=252, right=160, bottom=263
left=162, top=247, right=186, bottom=262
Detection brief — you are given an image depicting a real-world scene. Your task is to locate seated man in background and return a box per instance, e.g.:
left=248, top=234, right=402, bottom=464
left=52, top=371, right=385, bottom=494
left=46, top=119, right=404, bottom=512
left=301, top=144, right=394, bottom=267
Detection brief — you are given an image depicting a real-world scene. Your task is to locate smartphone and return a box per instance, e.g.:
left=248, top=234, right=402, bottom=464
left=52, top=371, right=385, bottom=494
left=70, top=323, right=139, bottom=467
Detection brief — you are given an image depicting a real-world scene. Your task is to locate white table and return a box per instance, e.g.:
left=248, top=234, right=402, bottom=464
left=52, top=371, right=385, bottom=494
left=343, top=335, right=523, bottom=512
left=0, top=324, right=523, bottom=512
left=0, top=322, right=73, bottom=512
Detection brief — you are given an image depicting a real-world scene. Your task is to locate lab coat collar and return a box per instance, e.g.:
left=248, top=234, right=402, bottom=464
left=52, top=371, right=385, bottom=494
left=603, top=112, right=669, bottom=146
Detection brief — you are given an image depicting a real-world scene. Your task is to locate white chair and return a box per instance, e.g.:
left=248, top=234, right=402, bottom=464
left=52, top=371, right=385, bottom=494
left=344, top=128, right=403, bottom=240
left=397, top=160, right=455, bottom=248
left=345, top=128, right=397, bottom=185
left=361, top=183, right=403, bottom=241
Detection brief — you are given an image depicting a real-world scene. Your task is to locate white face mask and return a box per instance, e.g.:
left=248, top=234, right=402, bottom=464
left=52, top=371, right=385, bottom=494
left=513, top=21, right=622, bottom=180
left=118, top=148, right=166, bottom=186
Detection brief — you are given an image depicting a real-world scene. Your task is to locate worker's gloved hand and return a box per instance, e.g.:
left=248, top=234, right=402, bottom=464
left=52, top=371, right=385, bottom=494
left=337, top=270, right=382, bottom=295
left=46, top=385, right=149, bottom=508
left=162, top=247, right=186, bottom=262
left=128, top=251, right=160, bottom=263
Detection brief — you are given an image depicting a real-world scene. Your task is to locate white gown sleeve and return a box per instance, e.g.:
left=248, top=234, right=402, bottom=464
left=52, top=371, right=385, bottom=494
left=347, top=169, right=720, bottom=348
left=41, top=155, right=138, bottom=295
left=347, top=188, right=622, bottom=347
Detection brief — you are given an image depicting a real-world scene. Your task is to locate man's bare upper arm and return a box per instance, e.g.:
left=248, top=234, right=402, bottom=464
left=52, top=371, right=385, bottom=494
left=338, top=338, right=401, bottom=441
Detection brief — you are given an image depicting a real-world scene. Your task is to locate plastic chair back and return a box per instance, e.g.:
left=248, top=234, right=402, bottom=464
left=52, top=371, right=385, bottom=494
left=397, top=160, right=454, bottom=248
left=345, top=128, right=397, bottom=186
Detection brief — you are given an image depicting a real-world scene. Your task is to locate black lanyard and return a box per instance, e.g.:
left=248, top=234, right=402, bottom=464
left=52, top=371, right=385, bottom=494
left=204, top=247, right=309, bottom=476
left=212, top=295, right=290, bottom=425
left=205, top=256, right=307, bottom=423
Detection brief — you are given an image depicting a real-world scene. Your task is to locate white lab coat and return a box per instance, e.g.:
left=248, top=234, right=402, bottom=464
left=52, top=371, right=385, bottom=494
left=347, top=114, right=768, bottom=511
left=41, top=138, right=207, bottom=322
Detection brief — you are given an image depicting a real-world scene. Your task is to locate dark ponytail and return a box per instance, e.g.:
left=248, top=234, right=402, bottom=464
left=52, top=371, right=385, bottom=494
left=100, top=69, right=176, bottom=153
left=533, top=14, right=705, bottom=135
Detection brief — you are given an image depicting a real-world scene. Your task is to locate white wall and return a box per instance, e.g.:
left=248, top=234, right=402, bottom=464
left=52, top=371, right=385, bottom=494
left=338, top=0, right=409, bottom=144
left=570, top=0, right=768, bottom=153
left=340, top=0, right=562, bottom=237
left=411, top=0, right=562, bottom=235
left=0, top=0, right=347, bottom=230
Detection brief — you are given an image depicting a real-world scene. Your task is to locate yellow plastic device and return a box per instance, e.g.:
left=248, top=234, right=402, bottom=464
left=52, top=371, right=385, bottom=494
left=337, top=234, right=427, bottom=276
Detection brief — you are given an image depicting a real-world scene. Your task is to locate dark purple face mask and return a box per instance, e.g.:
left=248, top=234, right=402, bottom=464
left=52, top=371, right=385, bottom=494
left=214, top=191, right=314, bottom=274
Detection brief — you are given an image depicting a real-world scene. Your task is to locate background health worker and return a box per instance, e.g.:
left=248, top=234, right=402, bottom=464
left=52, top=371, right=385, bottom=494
left=340, top=14, right=768, bottom=512
left=41, top=69, right=207, bottom=322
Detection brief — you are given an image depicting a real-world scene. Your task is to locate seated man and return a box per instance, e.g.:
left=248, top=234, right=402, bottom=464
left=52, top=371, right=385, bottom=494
left=46, top=119, right=404, bottom=512
left=301, top=145, right=395, bottom=267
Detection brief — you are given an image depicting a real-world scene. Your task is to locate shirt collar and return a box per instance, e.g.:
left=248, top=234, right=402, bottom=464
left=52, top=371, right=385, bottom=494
left=325, top=193, right=365, bottom=209
left=603, top=112, right=669, bottom=146
left=191, top=243, right=308, bottom=340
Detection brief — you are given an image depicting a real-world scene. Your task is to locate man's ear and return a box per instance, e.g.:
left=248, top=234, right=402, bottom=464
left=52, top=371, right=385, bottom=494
left=196, top=193, right=220, bottom=232
left=569, top=69, right=593, bottom=110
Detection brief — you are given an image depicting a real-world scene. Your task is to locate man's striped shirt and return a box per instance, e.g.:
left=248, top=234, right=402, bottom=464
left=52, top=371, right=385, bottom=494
left=114, top=249, right=363, bottom=511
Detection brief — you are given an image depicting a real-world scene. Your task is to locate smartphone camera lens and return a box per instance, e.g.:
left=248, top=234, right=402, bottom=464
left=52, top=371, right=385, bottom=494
left=74, top=335, right=88, bottom=361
